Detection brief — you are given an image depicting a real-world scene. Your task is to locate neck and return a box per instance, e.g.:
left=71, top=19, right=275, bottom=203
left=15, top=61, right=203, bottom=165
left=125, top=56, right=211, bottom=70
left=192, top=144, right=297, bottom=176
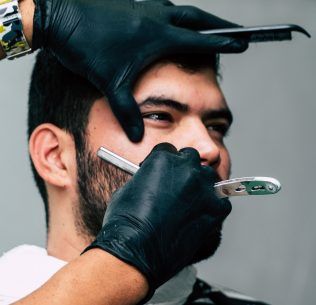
left=46, top=191, right=93, bottom=262
left=47, top=229, right=90, bottom=262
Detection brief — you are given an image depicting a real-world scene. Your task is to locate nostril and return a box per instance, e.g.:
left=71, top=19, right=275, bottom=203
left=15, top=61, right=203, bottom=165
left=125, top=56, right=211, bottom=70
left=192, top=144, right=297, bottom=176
left=200, top=159, right=208, bottom=166
left=200, top=152, right=221, bottom=167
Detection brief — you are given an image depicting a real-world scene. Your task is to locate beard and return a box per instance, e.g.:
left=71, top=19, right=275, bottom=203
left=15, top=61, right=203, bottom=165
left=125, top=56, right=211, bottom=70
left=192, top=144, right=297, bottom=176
left=75, top=142, right=131, bottom=240
left=75, top=141, right=223, bottom=262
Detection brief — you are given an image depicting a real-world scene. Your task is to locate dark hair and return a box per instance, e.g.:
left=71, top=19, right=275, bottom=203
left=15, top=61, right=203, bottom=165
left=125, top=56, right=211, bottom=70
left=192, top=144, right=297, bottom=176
left=27, top=50, right=220, bottom=227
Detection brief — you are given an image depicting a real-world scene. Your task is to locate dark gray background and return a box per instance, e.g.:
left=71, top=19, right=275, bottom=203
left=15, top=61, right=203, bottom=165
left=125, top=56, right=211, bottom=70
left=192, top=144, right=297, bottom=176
left=0, top=0, right=315, bottom=304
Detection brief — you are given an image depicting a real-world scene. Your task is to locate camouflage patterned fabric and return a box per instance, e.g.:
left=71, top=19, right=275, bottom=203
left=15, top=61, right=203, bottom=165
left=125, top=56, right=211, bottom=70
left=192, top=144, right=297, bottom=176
left=0, top=0, right=31, bottom=58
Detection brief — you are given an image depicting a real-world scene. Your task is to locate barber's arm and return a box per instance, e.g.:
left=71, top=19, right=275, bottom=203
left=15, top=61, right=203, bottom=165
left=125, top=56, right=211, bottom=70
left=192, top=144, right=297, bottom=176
left=0, top=0, right=247, bottom=142
left=13, top=144, right=232, bottom=305
left=14, top=249, right=149, bottom=305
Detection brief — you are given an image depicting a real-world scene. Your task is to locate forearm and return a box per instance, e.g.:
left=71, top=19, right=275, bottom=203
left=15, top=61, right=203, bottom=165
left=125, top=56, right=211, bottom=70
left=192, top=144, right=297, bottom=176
left=13, top=249, right=149, bottom=305
left=0, top=0, right=34, bottom=59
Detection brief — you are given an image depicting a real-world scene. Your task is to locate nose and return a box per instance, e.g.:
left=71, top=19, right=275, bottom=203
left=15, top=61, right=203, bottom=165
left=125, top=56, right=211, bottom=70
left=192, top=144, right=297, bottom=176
left=179, top=120, right=221, bottom=167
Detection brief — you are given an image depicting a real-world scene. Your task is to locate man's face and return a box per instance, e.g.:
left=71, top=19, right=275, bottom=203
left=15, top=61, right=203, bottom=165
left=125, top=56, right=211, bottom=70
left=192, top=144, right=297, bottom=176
left=76, top=61, right=232, bottom=244
left=89, top=62, right=231, bottom=178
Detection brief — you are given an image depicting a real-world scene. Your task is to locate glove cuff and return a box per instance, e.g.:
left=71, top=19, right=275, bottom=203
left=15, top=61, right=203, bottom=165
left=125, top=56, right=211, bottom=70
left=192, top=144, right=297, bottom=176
left=32, top=0, right=50, bottom=49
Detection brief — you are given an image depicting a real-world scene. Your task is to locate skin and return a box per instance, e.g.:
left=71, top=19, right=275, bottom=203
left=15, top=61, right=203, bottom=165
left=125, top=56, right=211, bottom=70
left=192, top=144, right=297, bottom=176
left=14, top=248, right=149, bottom=305
left=20, top=62, right=232, bottom=305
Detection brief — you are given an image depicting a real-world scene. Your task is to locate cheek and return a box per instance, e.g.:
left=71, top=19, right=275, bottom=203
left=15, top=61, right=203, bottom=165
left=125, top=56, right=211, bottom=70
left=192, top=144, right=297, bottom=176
left=110, top=125, right=178, bottom=166
left=117, top=129, right=168, bottom=165
left=64, top=141, right=81, bottom=197
left=86, top=99, right=126, bottom=153
left=218, top=146, right=231, bottom=180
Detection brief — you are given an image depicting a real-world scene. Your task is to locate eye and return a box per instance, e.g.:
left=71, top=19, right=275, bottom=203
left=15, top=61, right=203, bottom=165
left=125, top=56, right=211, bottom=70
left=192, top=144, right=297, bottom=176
left=207, top=123, right=230, bottom=138
left=142, top=112, right=174, bottom=123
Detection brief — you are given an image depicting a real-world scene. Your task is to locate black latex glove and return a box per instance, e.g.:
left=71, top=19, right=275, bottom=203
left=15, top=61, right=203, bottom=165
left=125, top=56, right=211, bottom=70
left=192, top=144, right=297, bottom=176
left=32, top=0, right=248, bottom=142
left=84, top=143, right=232, bottom=300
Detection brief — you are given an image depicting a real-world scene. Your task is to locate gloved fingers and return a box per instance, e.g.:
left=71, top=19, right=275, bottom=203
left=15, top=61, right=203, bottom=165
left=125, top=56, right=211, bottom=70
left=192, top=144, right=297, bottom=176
left=168, top=5, right=240, bottom=30
left=32, top=0, right=49, bottom=49
left=151, top=142, right=178, bottom=154
left=189, top=222, right=224, bottom=264
left=141, top=0, right=174, bottom=6
left=179, top=147, right=201, bottom=166
left=204, top=197, right=232, bottom=218
left=178, top=215, right=219, bottom=259
left=167, top=27, right=248, bottom=53
left=158, top=0, right=174, bottom=6
left=107, top=86, right=144, bottom=142
left=200, top=165, right=219, bottom=183
left=139, top=143, right=178, bottom=167
left=220, top=198, right=233, bottom=218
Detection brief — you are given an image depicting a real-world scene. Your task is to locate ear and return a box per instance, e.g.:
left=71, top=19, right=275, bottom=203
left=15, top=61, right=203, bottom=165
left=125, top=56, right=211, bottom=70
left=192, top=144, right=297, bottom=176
left=29, top=123, right=74, bottom=188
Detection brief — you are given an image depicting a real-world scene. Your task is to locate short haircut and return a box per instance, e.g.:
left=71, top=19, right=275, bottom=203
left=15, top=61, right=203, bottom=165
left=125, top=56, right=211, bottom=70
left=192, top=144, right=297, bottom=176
left=27, top=49, right=220, bottom=227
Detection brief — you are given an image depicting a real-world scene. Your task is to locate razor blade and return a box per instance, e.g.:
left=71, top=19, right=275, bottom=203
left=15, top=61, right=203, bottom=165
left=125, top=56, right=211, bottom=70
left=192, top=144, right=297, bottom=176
left=97, top=147, right=281, bottom=199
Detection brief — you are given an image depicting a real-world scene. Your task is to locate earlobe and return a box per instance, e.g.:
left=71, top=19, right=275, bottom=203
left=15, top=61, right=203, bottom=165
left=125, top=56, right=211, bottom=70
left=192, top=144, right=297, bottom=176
left=29, top=124, right=73, bottom=188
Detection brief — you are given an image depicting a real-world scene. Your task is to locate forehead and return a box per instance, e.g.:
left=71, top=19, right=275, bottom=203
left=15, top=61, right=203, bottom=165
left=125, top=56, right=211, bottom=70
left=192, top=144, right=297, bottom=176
left=133, top=62, right=227, bottom=112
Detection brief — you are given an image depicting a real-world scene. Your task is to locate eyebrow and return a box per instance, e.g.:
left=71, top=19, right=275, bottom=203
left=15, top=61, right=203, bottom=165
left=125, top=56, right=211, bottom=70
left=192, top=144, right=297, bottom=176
left=138, top=96, right=233, bottom=125
left=138, top=97, right=189, bottom=113
left=202, top=108, right=233, bottom=125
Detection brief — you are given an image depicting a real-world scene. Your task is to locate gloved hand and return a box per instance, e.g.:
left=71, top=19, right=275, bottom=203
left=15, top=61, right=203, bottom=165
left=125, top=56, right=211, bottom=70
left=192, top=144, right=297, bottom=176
left=84, top=143, right=232, bottom=300
left=32, top=0, right=248, bottom=142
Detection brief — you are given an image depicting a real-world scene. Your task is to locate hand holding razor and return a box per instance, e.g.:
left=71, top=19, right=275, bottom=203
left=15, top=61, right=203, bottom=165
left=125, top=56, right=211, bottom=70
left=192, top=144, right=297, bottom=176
left=97, top=147, right=281, bottom=199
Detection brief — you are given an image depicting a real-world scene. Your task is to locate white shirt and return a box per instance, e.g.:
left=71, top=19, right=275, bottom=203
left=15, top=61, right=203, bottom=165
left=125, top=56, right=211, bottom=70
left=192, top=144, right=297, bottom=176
left=0, top=245, right=196, bottom=305
left=0, top=245, right=66, bottom=305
